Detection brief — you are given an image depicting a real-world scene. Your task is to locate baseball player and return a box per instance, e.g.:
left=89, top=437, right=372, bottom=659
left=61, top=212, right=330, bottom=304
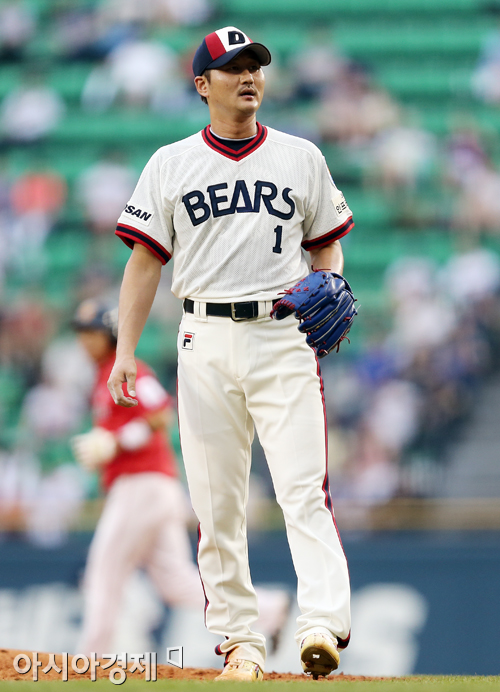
left=71, top=299, right=290, bottom=659
left=108, top=26, right=353, bottom=681
left=71, top=298, right=203, bottom=657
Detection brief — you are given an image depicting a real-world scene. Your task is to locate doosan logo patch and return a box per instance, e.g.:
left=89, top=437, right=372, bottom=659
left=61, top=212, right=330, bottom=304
left=182, top=332, right=194, bottom=350
left=123, top=204, right=154, bottom=226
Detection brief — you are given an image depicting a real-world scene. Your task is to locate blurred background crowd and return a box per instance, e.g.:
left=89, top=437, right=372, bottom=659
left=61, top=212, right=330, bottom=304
left=2, top=0, right=500, bottom=545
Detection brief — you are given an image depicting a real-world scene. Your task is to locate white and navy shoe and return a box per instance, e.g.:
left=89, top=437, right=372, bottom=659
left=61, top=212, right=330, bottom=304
left=300, top=633, right=340, bottom=679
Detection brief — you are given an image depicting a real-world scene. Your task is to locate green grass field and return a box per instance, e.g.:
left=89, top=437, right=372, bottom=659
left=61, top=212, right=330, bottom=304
left=1, top=679, right=500, bottom=691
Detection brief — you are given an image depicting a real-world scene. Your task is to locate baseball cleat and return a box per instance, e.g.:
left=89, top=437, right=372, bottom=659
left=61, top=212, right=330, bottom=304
left=300, top=633, right=340, bottom=680
left=214, top=659, right=264, bottom=682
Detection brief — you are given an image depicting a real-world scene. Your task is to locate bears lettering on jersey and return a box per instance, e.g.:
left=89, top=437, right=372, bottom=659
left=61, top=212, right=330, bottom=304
left=182, top=179, right=296, bottom=227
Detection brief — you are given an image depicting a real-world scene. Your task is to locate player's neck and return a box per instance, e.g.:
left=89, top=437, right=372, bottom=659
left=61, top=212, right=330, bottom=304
left=209, top=115, right=258, bottom=140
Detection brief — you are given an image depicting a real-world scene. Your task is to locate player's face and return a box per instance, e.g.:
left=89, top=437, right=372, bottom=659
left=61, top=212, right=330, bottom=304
left=77, top=329, right=115, bottom=363
left=201, top=51, right=265, bottom=118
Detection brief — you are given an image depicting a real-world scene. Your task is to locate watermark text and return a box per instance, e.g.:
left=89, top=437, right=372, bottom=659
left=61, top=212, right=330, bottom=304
left=13, top=649, right=182, bottom=684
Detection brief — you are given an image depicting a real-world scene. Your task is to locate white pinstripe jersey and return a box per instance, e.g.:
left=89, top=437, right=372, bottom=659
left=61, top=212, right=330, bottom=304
left=116, top=123, right=354, bottom=302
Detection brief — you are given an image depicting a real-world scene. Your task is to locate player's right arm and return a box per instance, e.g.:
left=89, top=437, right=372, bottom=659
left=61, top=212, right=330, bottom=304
left=108, top=243, right=162, bottom=407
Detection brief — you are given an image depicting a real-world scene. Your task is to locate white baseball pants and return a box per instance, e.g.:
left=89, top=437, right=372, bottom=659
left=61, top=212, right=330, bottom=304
left=177, top=309, right=351, bottom=670
left=78, top=472, right=203, bottom=657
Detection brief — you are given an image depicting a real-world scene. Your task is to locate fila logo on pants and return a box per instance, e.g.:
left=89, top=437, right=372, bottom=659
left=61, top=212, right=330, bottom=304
left=182, top=332, right=194, bottom=350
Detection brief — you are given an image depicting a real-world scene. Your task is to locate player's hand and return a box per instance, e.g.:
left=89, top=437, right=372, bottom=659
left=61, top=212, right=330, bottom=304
left=107, top=357, right=139, bottom=407
left=71, top=427, right=117, bottom=470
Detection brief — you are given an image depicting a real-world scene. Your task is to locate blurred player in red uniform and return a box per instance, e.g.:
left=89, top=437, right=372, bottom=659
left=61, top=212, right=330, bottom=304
left=71, top=299, right=289, bottom=657
left=71, top=299, right=204, bottom=656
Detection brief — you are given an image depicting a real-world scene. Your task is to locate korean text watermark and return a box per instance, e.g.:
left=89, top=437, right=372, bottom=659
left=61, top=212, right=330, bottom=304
left=12, top=648, right=183, bottom=684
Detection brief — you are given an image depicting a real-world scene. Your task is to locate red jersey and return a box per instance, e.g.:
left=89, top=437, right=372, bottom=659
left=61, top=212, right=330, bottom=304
left=92, top=354, right=178, bottom=490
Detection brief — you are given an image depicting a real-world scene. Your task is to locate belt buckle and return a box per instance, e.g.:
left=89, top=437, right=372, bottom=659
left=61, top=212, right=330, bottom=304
left=231, top=302, right=258, bottom=321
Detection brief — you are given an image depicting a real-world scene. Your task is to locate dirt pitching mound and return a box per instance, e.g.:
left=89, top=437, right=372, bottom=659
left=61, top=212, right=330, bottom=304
left=0, top=649, right=384, bottom=682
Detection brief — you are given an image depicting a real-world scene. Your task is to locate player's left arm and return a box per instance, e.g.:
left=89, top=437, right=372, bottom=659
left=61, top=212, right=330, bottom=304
left=113, top=374, right=173, bottom=449
left=72, top=407, right=171, bottom=471
left=143, top=407, right=172, bottom=432
left=72, top=377, right=173, bottom=470
left=109, top=405, right=170, bottom=454
left=308, top=240, right=344, bottom=274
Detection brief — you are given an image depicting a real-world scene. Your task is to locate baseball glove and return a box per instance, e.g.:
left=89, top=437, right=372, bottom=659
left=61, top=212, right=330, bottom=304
left=270, top=271, right=357, bottom=358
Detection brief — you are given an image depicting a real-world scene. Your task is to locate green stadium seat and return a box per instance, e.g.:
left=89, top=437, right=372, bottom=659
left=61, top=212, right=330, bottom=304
left=0, top=66, right=22, bottom=98
left=342, top=189, right=395, bottom=228
left=334, top=22, right=489, bottom=56
left=48, top=65, right=92, bottom=101
left=52, top=111, right=207, bottom=145
left=136, top=321, right=178, bottom=365
left=375, top=66, right=474, bottom=99
left=219, top=0, right=485, bottom=17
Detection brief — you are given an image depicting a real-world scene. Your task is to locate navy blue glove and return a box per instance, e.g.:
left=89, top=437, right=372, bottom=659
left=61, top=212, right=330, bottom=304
left=270, top=271, right=357, bottom=357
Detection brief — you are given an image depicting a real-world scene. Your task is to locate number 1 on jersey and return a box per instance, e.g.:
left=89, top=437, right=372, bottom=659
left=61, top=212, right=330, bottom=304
left=273, top=225, right=283, bottom=254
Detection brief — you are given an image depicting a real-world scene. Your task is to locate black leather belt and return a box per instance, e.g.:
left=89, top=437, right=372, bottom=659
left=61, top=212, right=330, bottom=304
left=184, top=298, right=278, bottom=321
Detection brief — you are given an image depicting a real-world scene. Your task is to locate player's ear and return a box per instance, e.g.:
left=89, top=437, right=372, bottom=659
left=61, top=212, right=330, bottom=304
left=195, top=75, right=209, bottom=100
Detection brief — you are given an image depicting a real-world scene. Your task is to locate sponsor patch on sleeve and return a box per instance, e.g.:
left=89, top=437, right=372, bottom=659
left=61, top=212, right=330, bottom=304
left=331, top=189, right=349, bottom=216
left=123, top=203, right=154, bottom=227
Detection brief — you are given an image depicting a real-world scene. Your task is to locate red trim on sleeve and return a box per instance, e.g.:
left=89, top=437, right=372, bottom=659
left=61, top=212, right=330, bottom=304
left=302, top=216, right=354, bottom=251
left=115, top=223, right=171, bottom=265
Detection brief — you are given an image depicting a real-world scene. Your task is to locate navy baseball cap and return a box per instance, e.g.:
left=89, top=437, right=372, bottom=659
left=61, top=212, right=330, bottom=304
left=192, top=26, right=271, bottom=77
left=72, top=299, right=118, bottom=339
